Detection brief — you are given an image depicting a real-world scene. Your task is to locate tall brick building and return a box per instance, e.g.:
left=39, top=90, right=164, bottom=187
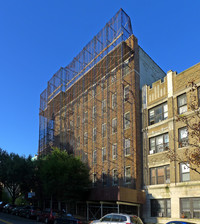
left=142, top=63, right=200, bottom=223
left=38, top=9, right=165, bottom=219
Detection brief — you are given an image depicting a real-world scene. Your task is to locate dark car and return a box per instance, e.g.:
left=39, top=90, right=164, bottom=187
left=36, top=208, right=62, bottom=223
left=53, top=214, right=83, bottom=224
left=2, top=204, right=16, bottom=213
left=166, top=221, right=196, bottom=224
left=19, top=205, right=42, bottom=219
left=11, top=205, right=24, bottom=216
left=0, top=201, right=6, bottom=212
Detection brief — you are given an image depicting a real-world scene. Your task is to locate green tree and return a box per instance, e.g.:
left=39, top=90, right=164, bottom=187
left=0, top=149, right=35, bottom=204
left=38, top=148, right=90, bottom=207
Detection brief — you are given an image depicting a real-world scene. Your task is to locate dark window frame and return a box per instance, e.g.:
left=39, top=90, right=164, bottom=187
left=124, top=138, right=131, bottom=156
left=177, top=93, right=187, bottom=114
left=125, top=166, right=131, bottom=184
left=102, top=99, right=106, bottom=114
left=150, top=165, right=170, bottom=185
left=149, top=133, right=169, bottom=154
left=113, top=169, right=118, bottom=185
left=180, top=163, right=190, bottom=182
left=102, top=123, right=106, bottom=138
left=112, top=118, right=117, bottom=134
left=180, top=197, right=200, bottom=219
left=149, top=102, right=168, bottom=125
left=124, top=112, right=130, bottom=129
left=84, top=132, right=88, bottom=145
left=112, top=143, right=117, bottom=160
left=151, top=199, right=171, bottom=217
left=102, top=147, right=106, bottom=162
left=178, top=127, right=188, bottom=148
left=93, top=127, right=96, bottom=142
left=93, top=150, right=97, bottom=164
left=124, top=85, right=129, bottom=102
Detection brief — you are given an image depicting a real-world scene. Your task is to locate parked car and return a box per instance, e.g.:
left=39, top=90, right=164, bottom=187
left=0, top=201, right=6, bottom=211
left=36, top=208, right=62, bottom=223
left=11, top=205, right=24, bottom=216
left=19, top=205, right=42, bottom=219
left=53, top=214, right=83, bottom=224
left=90, top=213, right=143, bottom=224
left=166, top=222, right=196, bottom=224
left=2, top=203, right=16, bottom=213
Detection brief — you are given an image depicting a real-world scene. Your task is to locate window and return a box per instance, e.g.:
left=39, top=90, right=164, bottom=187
left=178, top=127, right=188, bottom=147
left=124, top=139, right=131, bottom=156
left=112, top=215, right=121, bottom=222
left=149, top=133, right=169, bottom=154
left=112, top=93, right=117, bottom=109
left=198, top=87, right=200, bottom=107
left=83, top=111, right=88, bottom=123
left=93, top=128, right=96, bottom=142
left=92, top=106, right=96, bottom=119
left=180, top=198, right=200, bottom=219
left=124, top=85, right=129, bottom=101
left=102, top=123, right=106, bottom=138
left=124, top=112, right=130, bottom=129
left=69, top=120, right=73, bottom=128
left=101, top=215, right=112, bottom=222
left=150, top=165, right=170, bottom=185
left=178, top=93, right=187, bottom=114
left=92, top=86, right=96, bottom=97
left=112, top=118, right=117, bottom=134
left=101, top=78, right=106, bottom=89
left=149, top=102, right=168, bottom=125
left=84, top=132, right=88, bottom=145
left=122, top=62, right=130, bottom=77
left=102, top=172, right=107, bottom=186
left=112, top=144, right=117, bottom=160
left=102, top=99, right=106, bottom=114
left=102, top=147, right=106, bottom=162
left=111, top=71, right=117, bottom=83
left=82, top=152, right=88, bottom=163
left=93, top=150, right=97, bottom=164
left=180, top=163, right=190, bottom=182
left=77, top=116, right=80, bottom=128
left=125, top=166, right=131, bottom=183
left=113, top=169, right=118, bottom=185
left=92, top=173, right=97, bottom=187
left=84, top=93, right=88, bottom=103
left=151, top=199, right=171, bottom=217
left=77, top=136, right=80, bottom=147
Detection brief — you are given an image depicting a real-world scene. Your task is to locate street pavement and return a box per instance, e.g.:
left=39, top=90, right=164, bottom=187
left=0, top=212, right=43, bottom=224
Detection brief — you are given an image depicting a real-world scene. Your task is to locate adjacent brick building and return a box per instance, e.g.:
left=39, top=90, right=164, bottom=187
left=142, top=62, right=200, bottom=223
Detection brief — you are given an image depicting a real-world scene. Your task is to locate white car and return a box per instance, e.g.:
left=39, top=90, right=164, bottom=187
left=90, top=213, right=143, bottom=224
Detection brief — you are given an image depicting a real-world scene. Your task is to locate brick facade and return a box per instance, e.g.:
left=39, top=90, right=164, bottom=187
left=142, top=62, right=200, bottom=224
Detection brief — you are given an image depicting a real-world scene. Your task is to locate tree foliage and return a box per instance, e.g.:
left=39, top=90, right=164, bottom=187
left=167, top=82, right=200, bottom=174
left=37, top=148, right=90, bottom=202
left=0, top=148, right=91, bottom=205
left=0, top=149, right=35, bottom=204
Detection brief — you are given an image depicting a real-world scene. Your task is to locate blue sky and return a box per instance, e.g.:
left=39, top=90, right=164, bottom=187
left=0, top=0, right=199, bottom=157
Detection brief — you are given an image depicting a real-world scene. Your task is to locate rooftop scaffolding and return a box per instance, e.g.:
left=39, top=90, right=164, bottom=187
left=39, top=8, right=134, bottom=154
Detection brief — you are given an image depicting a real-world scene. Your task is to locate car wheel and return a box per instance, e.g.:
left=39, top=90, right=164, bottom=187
left=45, top=217, right=49, bottom=224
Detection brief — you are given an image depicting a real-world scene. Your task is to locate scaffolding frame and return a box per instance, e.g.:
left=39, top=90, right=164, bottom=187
left=39, top=8, right=133, bottom=153
left=38, top=8, right=139, bottom=191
